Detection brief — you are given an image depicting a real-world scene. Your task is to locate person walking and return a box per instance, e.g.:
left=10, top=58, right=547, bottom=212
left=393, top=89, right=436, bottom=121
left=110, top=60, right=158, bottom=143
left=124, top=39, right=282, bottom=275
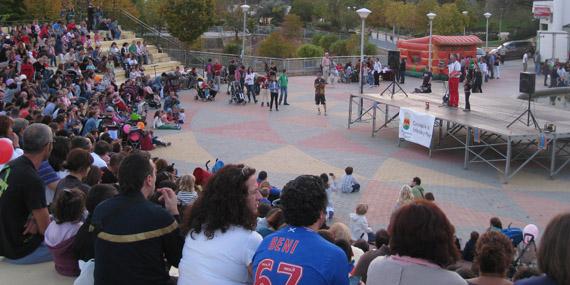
left=278, top=69, right=289, bottom=105
left=534, top=51, right=541, bottom=75
left=268, top=74, right=280, bottom=112
left=373, top=58, right=382, bottom=87
left=322, top=52, right=332, bottom=84
left=314, top=73, right=327, bottom=116
left=399, top=58, right=407, bottom=84
left=244, top=67, right=257, bottom=104
left=464, top=66, right=474, bottom=111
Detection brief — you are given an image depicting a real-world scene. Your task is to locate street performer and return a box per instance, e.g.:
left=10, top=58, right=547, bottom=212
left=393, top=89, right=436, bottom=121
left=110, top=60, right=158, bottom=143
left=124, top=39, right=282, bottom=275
left=448, top=55, right=461, bottom=108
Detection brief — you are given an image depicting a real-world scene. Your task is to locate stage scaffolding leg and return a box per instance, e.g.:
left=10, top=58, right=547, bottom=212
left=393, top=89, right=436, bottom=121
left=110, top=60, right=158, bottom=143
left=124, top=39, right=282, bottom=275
left=385, top=105, right=389, bottom=126
left=551, top=136, right=557, bottom=178
left=348, top=95, right=353, bottom=129
left=464, top=127, right=471, bottom=169
left=505, top=137, right=512, bottom=183
left=372, top=103, right=377, bottom=137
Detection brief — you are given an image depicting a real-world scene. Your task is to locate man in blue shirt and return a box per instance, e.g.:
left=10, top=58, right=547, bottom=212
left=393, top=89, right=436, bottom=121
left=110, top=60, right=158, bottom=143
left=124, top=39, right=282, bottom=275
left=81, top=110, right=99, bottom=136
left=252, top=175, right=350, bottom=285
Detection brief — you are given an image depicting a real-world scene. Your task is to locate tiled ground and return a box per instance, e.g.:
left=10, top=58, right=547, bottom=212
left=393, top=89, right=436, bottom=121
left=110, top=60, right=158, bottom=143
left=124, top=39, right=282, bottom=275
left=2, top=61, right=569, bottom=284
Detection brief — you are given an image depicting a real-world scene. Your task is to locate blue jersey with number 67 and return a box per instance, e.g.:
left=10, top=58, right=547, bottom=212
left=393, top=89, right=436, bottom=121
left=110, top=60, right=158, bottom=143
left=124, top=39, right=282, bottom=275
left=252, top=226, right=350, bottom=285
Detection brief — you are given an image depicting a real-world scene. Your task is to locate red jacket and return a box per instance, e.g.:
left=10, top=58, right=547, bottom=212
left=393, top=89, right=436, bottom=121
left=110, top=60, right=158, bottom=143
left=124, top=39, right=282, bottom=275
left=20, top=63, right=35, bottom=81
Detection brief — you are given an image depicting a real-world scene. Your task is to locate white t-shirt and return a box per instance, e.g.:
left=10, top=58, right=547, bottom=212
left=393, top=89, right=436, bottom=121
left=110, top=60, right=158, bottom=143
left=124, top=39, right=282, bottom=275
left=178, top=226, right=263, bottom=285
left=91, top=152, right=108, bottom=168
left=523, top=53, right=528, bottom=63
left=244, top=73, right=256, bottom=85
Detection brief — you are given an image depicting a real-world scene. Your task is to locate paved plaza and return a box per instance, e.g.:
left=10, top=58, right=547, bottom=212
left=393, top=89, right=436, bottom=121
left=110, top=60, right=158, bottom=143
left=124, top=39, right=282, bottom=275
left=2, top=61, right=570, bottom=284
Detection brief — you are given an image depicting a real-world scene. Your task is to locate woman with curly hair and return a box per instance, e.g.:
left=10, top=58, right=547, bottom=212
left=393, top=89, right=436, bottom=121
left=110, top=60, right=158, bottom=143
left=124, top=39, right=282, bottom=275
left=467, top=231, right=515, bottom=285
left=367, top=200, right=466, bottom=285
left=178, top=164, right=263, bottom=285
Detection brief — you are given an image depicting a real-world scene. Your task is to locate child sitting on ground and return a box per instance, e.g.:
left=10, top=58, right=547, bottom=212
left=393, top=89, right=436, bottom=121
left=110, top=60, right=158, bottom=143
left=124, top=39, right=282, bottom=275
left=349, top=203, right=374, bottom=242
left=178, top=108, right=186, bottom=124
left=177, top=174, right=200, bottom=206
left=340, top=166, right=360, bottom=193
left=44, top=188, right=86, bottom=277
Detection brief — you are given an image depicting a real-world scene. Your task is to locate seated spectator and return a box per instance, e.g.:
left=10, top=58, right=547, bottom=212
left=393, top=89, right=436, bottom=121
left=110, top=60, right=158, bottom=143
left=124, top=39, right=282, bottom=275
left=515, top=212, right=570, bottom=285
left=516, top=224, right=539, bottom=267
left=56, top=148, right=93, bottom=195
left=410, top=176, right=425, bottom=199
left=44, top=188, right=86, bottom=276
left=0, top=124, right=53, bottom=264
left=394, top=185, right=414, bottom=212
left=178, top=164, right=262, bottom=285
left=349, top=203, right=373, bottom=242
left=488, top=217, right=503, bottom=232
left=340, top=166, right=360, bottom=193
left=353, top=229, right=391, bottom=283
left=256, top=208, right=285, bottom=238
left=255, top=203, right=273, bottom=231
left=467, top=231, right=515, bottom=285
left=101, top=152, right=125, bottom=184
left=252, top=175, right=350, bottom=284
left=91, top=151, right=183, bottom=284
left=367, top=200, right=466, bottom=285
left=353, top=239, right=370, bottom=253
left=425, top=192, right=435, bottom=201
left=176, top=174, right=199, bottom=206
left=258, top=181, right=272, bottom=205
left=91, top=140, right=111, bottom=168
left=462, top=231, right=480, bottom=262
left=153, top=110, right=180, bottom=130
left=73, top=184, right=118, bottom=262
left=329, top=222, right=364, bottom=264
left=512, top=266, right=541, bottom=283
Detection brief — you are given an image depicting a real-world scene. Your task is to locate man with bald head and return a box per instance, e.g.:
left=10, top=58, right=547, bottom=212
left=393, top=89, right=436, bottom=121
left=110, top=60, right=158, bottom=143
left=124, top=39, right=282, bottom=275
left=0, top=123, right=54, bottom=264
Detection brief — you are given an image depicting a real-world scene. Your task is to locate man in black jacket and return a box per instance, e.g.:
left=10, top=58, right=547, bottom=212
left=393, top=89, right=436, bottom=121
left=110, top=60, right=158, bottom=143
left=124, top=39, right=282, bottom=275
left=92, top=151, right=183, bottom=285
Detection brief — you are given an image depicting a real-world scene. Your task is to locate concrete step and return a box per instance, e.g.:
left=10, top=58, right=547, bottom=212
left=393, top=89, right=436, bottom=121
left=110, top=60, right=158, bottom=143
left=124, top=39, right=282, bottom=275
left=113, top=60, right=182, bottom=80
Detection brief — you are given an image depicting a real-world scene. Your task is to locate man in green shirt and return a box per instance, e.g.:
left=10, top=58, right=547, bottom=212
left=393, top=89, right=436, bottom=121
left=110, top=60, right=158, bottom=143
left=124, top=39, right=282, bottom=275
left=278, top=69, right=289, bottom=105
left=410, top=177, right=425, bottom=199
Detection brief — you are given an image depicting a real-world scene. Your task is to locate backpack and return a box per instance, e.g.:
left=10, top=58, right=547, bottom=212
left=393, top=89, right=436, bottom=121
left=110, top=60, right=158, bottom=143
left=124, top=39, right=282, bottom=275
left=502, top=225, right=523, bottom=247
left=212, top=159, right=224, bottom=174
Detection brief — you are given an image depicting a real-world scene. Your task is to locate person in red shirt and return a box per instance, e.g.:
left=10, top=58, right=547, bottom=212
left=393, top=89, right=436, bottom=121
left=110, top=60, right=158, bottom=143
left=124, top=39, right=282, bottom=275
left=20, top=57, right=35, bottom=82
left=213, top=59, right=222, bottom=86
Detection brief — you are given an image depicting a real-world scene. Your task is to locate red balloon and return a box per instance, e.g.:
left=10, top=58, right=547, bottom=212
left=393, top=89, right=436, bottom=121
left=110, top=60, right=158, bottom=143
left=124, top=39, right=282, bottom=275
left=0, top=138, right=14, bottom=164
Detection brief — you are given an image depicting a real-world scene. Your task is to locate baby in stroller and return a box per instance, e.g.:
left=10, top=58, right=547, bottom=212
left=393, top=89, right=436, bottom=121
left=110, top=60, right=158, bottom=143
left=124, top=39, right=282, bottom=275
left=414, top=70, right=433, bottom=94
left=229, top=80, right=246, bottom=104
left=195, top=77, right=214, bottom=101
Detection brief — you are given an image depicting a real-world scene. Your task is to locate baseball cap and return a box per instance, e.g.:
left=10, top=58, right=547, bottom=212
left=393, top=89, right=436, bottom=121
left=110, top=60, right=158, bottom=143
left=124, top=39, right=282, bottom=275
left=5, top=79, right=15, bottom=86
left=19, top=74, right=27, bottom=80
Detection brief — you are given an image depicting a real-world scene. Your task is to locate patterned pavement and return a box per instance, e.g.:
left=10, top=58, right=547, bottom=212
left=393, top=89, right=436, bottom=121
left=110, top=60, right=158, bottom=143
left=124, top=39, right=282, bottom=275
left=152, top=60, right=570, bottom=243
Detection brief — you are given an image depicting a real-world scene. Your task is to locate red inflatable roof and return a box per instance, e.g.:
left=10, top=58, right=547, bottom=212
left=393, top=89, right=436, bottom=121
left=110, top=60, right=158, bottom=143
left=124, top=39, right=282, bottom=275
left=398, top=35, right=483, bottom=46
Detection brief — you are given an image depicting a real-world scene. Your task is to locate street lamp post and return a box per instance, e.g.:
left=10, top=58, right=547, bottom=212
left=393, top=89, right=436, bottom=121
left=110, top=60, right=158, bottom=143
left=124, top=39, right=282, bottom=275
left=356, top=8, right=371, bottom=120
left=427, top=13, right=436, bottom=72
left=240, top=4, right=250, bottom=60
left=484, top=12, right=492, bottom=50
left=462, top=11, right=468, bottom=36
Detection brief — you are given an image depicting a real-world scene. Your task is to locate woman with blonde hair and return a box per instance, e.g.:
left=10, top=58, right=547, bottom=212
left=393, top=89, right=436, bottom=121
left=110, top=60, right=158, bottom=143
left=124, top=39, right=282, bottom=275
left=177, top=174, right=199, bottom=206
left=330, top=222, right=364, bottom=264
left=394, top=185, right=414, bottom=213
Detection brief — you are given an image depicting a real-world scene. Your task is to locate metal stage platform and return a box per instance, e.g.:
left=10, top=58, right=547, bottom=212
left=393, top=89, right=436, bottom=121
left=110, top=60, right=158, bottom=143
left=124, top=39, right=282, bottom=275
left=347, top=93, right=570, bottom=182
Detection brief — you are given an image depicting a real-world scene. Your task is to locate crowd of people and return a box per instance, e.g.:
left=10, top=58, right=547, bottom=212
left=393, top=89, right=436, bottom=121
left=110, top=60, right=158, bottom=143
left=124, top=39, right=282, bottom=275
left=1, top=15, right=570, bottom=285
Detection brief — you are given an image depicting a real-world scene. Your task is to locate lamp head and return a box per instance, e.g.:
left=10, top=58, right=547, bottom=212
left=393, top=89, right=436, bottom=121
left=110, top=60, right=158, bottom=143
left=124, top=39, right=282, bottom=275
left=356, top=8, right=371, bottom=19
left=240, top=4, right=250, bottom=13
left=484, top=12, right=492, bottom=19
left=426, top=12, right=436, bottom=20
left=462, top=11, right=468, bottom=16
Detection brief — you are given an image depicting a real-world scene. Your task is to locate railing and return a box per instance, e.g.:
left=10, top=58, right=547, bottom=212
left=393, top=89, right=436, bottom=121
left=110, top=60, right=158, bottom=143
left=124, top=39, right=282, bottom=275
left=160, top=49, right=386, bottom=76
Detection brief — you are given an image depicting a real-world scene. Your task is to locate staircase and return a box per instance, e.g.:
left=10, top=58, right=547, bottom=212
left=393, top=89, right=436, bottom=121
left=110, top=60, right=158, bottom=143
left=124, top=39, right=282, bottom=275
left=95, top=29, right=182, bottom=83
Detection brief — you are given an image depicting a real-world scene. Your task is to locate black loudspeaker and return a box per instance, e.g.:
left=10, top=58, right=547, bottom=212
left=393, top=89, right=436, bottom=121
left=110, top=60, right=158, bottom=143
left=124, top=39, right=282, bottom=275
left=520, top=72, right=536, bottom=94
left=388, top=50, right=400, bottom=69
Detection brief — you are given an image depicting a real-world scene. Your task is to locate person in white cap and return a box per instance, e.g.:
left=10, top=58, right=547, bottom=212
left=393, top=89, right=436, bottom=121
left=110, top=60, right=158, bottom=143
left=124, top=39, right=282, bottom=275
left=516, top=224, right=539, bottom=267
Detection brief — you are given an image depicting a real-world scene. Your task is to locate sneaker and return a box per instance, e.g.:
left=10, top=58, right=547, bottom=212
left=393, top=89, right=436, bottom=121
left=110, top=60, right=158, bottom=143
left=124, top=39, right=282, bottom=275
left=284, top=103, right=290, bottom=105
left=269, top=109, right=272, bottom=111
left=261, top=102, right=264, bottom=107
left=276, top=108, right=279, bottom=111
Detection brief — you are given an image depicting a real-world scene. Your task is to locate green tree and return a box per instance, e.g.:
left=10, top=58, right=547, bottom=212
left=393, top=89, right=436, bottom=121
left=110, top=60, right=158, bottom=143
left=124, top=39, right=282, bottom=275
left=140, top=0, right=168, bottom=31
left=433, top=3, right=463, bottom=35
left=290, top=0, right=314, bottom=23
left=23, top=0, right=62, bottom=20
left=258, top=0, right=289, bottom=25
left=281, top=14, right=303, bottom=40
left=330, top=39, right=349, bottom=56
left=297, top=44, right=324, bottom=57
left=164, top=0, right=215, bottom=43
left=366, top=0, right=390, bottom=30
left=0, top=0, right=27, bottom=21
left=318, top=34, right=339, bottom=52
left=414, top=0, right=439, bottom=33
left=258, top=32, right=296, bottom=58
left=224, top=42, right=241, bottom=55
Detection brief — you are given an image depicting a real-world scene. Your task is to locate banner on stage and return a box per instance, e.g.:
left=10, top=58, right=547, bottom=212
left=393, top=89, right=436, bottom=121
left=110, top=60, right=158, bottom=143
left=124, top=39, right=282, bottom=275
left=399, top=108, right=436, bottom=148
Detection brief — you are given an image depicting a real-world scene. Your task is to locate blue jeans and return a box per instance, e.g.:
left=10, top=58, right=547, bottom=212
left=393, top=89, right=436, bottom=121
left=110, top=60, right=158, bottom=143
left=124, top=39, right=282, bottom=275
left=3, top=243, right=53, bottom=265
left=279, top=86, right=288, bottom=104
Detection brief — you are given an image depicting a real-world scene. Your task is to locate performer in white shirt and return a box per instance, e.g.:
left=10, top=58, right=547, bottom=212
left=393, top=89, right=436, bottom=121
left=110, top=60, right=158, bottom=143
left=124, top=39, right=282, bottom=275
left=447, top=55, right=461, bottom=108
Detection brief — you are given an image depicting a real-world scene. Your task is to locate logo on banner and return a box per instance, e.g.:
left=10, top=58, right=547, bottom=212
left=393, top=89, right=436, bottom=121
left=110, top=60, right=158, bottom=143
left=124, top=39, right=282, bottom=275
left=403, top=113, right=411, bottom=130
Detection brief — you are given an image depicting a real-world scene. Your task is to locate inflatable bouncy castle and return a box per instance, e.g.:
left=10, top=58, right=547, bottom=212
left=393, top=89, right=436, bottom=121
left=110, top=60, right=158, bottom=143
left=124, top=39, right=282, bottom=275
left=397, top=35, right=483, bottom=79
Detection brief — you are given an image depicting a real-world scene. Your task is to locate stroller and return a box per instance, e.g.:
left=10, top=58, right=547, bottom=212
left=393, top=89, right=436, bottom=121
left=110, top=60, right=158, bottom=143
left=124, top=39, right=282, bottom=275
left=195, top=78, right=214, bottom=101
left=229, top=81, right=246, bottom=104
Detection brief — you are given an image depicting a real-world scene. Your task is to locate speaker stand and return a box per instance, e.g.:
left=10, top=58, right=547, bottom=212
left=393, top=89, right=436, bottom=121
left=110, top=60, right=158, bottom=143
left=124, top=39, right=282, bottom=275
left=380, top=77, right=408, bottom=99
left=507, top=92, right=541, bottom=131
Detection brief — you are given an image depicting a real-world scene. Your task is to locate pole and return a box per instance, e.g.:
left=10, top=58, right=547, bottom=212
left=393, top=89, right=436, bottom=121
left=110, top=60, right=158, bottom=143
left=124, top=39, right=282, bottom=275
left=241, top=11, right=246, bottom=59
left=485, top=17, right=489, bottom=49
left=464, top=26, right=466, bottom=36
left=359, top=17, right=365, bottom=95
left=428, top=19, right=433, bottom=72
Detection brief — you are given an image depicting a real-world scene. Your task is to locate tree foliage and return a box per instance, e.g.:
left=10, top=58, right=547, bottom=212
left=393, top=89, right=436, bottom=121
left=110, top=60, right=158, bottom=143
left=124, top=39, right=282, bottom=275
left=23, top=0, right=62, bottom=20
left=258, top=32, right=296, bottom=58
left=297, top=44, right=324, bottom=57
left=433, top=3, right=463, bottom=35
left=290, top=0, right=315, bottom=23
left=281, top=14, right=303, bottom=40
left=164, top=0, right=215, bottom=43
left=0, top=0, right=32, bottom=21
left=139, top=0, right=167, bottom=31
left=318, top=34, right=339, bottom=52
